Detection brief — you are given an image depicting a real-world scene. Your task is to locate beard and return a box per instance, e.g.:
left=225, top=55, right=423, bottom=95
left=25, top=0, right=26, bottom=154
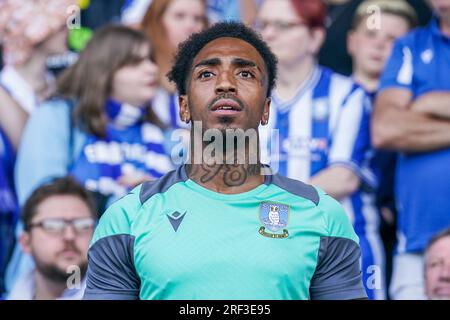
left=35, top=258, right=88, bottom=284
left=33, top=246, right=88, bottom=284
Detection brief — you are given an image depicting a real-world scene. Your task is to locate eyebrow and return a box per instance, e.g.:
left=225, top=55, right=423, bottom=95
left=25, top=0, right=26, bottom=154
left=193, top=57, right=261, bottom=72
left=194, top=58, right=221, bottom=69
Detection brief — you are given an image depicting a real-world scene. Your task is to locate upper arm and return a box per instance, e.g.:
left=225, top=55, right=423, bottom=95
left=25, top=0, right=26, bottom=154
left=84, top=190, right=142, bottom=300
left=309, top=192, right=367, bottom=300
left=14, top=102, right=71, bottom=204
left=373, top=36, right=415, bottom=134
left=309, top=236, right=366, bottom=300
left=328, top=89, right=376, bottom=188
left=84, top=234, right=141, bottom=300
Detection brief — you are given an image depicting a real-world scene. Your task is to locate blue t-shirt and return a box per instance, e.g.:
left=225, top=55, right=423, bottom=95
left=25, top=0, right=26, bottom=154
left=379, top=17, right=450, bottom=253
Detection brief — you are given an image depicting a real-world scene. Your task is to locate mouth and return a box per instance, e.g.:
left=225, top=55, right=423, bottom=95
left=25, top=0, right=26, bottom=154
left=58, top=249, right=80, bottom=259
left=434, top=286, right=450, bottom=297
left=210, top=98, right=243, bottom=116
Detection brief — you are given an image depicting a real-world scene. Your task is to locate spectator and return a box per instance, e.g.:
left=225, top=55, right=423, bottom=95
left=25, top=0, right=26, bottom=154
left=141, top=0, right=208, bottom=129
left=15, top=25, right=174, bottom=210
left=0, top=0, right=75, bottom=114
left=372, top=0, right=450, bottom=300
left=424, top=228, right=450, bottom=300
left=319, top=0, right=432, bottom=76
left=348, top=0, right=418, bottom=93
left=256, top=0, right=384, bottom=299
left=6, top=25, right=174, bottom=294
left=347, top=0, right=418, bottom=298
left=207, top=0, right=260, bottom=25
left=122, top=0, right=259, bottom=27
left=7, top=177, right=96, bottom=300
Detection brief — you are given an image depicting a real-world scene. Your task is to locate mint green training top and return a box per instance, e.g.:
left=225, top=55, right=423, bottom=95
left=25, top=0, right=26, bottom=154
left=84, top=165, right=367, bottom=300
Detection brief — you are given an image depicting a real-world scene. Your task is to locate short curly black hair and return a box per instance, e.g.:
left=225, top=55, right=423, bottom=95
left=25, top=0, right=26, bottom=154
left=167, top=21, right=278, bottom=97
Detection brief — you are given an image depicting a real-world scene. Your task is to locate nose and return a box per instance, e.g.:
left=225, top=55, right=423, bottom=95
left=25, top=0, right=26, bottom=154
left=62, top=224, right=77, bottom=241
left=143, top=59, right=158, bottom=74
left=141, top=60, right=158, bottom=83
left=374, top=35, right=387, bottom=50
left=215, top=71, right=237, bottom=95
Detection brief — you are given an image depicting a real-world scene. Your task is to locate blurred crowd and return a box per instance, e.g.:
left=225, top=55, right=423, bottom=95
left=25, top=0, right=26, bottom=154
left=0, top=0, right=449, bottom=300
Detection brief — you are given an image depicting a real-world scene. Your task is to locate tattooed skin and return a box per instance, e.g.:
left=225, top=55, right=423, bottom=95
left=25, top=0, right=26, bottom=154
left=186, top=163, right=262, bottom=187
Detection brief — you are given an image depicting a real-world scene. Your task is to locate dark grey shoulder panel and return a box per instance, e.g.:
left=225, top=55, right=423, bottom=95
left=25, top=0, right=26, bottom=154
left=270, top=174, right=320, bottom=206
left=83, top=234, right=141, bottom=300
left=310, top=236, right=367, bottom=300
left=139, top=165, right=188, bottom=204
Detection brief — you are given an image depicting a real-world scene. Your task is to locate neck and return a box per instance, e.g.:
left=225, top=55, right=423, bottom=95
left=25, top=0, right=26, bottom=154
left=15, top=51, right=48, bottom=95
left=186, top=163, right=265, bottom=194
left=187, top=132, right=265, bottom=194
left=34, top=270, right=67, bottom=300
left=276, top=58, right=315, bottom=101
left=352, top=68, right=380, bottom=93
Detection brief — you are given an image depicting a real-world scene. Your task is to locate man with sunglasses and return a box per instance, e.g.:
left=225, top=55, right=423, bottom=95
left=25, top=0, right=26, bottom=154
left=7, top=177, right=97, bottom=300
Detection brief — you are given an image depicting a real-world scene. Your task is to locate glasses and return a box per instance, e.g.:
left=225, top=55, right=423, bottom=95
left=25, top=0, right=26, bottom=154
left=29, top=217, right=95, bottom=235
left=254, top=20, right=307, bottom=32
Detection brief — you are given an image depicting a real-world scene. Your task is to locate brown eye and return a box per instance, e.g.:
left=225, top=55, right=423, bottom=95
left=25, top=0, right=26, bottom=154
left=199, top=71, right=214, bottom=79
left=239, top=71, right=254, bottom=78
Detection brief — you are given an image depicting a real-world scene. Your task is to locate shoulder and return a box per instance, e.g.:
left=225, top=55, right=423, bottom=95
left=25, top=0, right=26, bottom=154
left=30, top=98, right=72, bottom=123
left=91, top=185, right=143, bottom=245
left=392, top=25, right=430, bottom=52
left=270, top=174, right=357, bottom=242
left=92, top=166, right=188, bottom=244
left=139, top=166, right=188, bottom=204
left=270, top=174, right=320, bottom=206
left=315, top=188, right=358, bottom=243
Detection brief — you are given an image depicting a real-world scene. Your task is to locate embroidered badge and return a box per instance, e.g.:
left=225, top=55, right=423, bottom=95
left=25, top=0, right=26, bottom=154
left=259, top=202, right=290, bottom=239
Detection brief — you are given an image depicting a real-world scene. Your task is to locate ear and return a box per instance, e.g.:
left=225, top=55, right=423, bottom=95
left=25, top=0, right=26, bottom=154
left=261, top=97, right=271, bottom=126
left=179, top=95, right=191, bottom=124
left=310, top=28, right=326, bottom=55
left=347, top=30, right=356, bottom=56
left=19, top=232, right=32, bottom=254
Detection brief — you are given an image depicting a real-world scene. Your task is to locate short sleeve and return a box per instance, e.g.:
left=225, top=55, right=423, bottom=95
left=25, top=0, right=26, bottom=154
left=309, top=191, right=367, bottom=300
left=379, top=38, right=414, bottom=93
left=83, top=188, right=142, bottom=300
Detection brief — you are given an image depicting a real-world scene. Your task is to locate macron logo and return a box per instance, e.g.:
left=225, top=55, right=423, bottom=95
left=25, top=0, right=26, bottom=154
left=167, top=211, right=187, bottom=232
left=421, top=49, right=433, bottom=64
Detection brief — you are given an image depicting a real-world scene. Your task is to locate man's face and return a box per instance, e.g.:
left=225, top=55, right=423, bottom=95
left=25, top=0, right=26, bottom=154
left=348, top=13, right=411, bottom=78
left=429, top=0, right=450, bottom=20
left=180, top=37, right=271, bottom=133
left=20, top=195, right=94, bottom=282
left=425, top=236, right=450, bottom=299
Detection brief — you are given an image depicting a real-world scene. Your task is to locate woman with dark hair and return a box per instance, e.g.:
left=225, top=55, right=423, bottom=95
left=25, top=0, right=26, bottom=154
left=15, top=25, right=174, bottom=211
